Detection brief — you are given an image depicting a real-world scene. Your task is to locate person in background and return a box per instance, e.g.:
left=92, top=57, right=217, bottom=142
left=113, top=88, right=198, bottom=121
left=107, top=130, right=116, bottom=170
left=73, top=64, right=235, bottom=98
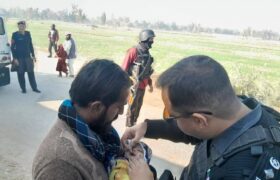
left=56, top=44, right=68, bottom=77
left=47, top=24, right=59, bottom=58
left=63, top=32, right=76, bottom=78
left=11, top=20, right=40, bottom=93
left=122, top=29, right=155, bottom=127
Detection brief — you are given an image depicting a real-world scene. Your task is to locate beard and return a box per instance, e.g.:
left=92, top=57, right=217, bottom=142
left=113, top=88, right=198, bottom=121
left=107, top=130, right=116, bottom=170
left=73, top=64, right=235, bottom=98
left=89, top=109, right=118, bottom=135
left=147, top=41, right=154, bottom=49
left=139, top=42, right=152, bottom=51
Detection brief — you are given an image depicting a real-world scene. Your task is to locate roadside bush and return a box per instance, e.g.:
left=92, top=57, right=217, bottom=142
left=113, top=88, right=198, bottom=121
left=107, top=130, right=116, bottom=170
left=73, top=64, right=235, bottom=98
left=228, top=64, right=280, bottom=108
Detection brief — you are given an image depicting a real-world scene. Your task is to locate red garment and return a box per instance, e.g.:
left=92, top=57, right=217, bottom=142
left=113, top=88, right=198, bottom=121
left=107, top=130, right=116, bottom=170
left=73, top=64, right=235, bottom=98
left=56, top=45, right=68, bottom=73
left=122, top=47, right=152, bottom=90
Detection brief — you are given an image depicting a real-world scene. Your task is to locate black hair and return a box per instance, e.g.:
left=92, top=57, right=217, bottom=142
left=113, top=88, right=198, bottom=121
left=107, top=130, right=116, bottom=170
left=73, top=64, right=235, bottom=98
left=156, top=55, right=237, bottom=118
left=69, top=59, right=130, bottom=107
left=17, top=21, right=26, bottom=25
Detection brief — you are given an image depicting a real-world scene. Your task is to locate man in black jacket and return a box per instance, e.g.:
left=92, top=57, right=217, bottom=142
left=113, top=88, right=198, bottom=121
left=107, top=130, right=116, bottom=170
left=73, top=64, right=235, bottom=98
left=11, top=20, right=40, bottom=93
left=122, top=55, right=280, bottom=180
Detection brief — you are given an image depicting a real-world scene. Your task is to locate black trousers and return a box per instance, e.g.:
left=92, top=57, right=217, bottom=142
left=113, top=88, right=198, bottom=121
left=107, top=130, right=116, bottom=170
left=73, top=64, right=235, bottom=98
left=17, top=72, right=38, bottom=91
left=126, top=89, right=145, bottom=127
left=48, top=41, right=57, bottom=56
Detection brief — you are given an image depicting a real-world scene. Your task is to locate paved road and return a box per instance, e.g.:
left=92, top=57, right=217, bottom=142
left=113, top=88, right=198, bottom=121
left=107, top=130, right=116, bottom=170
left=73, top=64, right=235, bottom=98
left=0, top=52, right=193, bottom=179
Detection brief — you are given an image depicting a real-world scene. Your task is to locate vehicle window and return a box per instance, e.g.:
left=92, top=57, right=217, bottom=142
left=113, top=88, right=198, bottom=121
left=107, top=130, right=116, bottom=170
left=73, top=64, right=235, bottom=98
left=0, top=18, right=5, bottom=35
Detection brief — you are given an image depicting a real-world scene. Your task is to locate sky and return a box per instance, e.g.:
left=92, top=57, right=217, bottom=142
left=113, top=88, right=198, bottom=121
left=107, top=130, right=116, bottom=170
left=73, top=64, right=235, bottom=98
left=1, top=0, right=280, bottom=32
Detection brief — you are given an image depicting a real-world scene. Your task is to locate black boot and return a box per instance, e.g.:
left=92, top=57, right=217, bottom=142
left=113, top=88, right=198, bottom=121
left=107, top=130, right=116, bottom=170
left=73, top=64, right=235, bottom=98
left=33, top=89, right=41, bottom=93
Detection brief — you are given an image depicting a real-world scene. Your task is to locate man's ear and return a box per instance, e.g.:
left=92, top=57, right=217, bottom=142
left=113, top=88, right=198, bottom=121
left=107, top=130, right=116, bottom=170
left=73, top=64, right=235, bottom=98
left=192, top=113, right=209, bottom=128
left=89, top=101, right=106, bottom=115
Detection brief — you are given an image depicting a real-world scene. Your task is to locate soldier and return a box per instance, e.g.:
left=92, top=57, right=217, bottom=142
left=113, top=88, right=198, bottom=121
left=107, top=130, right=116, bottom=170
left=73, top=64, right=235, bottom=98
left=122, top=29, right=155, bottom=127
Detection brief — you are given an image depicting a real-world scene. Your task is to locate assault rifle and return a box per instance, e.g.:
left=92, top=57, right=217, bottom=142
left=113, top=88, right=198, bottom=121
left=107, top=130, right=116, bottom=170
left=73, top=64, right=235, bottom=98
left=128, top=55, right=153, bottom=106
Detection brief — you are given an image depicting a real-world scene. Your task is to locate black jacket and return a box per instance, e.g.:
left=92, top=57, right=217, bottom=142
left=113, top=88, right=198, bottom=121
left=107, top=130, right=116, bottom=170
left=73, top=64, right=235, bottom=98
left=145, top=100, right=280, bottom=180
left=11, top=31, right=35, bottom=73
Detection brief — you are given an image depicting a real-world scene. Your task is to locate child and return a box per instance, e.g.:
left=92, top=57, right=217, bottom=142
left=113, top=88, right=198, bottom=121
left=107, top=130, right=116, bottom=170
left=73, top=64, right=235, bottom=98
left=56, top=44, right=68, bottom=77
left=109, top=142, right=156, bottom=180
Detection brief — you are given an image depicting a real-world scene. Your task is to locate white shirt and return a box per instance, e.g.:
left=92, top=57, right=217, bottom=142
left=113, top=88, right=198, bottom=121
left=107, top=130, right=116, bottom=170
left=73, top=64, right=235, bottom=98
left=63, top=40, right=72, bottom=56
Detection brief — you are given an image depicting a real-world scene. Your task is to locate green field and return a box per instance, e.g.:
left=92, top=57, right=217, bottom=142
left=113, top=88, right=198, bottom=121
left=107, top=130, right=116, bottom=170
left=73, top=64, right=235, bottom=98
left=5, top=19, right=280, bottom=106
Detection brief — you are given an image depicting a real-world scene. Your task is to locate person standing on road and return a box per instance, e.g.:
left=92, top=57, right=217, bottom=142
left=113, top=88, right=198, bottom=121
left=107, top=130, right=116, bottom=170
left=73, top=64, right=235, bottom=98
left=11, top=20, right=40, bottom=93
left=47, top=24, right=59, bottom=58
left=63, top=32, right=76, bottom=77
left=122, top=55, right=280, bottom=180
left=122, top=29, right=155, bottom=127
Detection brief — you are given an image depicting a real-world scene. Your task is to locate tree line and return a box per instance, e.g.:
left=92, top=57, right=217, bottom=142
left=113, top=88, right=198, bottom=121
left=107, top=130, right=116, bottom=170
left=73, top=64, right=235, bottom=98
left=0, top=5, right=87, bottom=23
left=1, top=6, right=279, bottom=41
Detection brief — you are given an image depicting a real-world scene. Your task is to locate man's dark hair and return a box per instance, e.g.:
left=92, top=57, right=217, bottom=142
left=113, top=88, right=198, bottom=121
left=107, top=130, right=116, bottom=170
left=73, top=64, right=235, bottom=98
left=17, top=21, right=26, bottom=25
left=156, top=55, right=237, bottom=118
left=69, top=59, right=130, bottom=107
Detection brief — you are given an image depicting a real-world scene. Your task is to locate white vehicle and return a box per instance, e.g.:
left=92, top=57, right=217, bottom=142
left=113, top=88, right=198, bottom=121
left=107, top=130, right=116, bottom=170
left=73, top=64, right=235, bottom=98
left=0, top=16, right=11, bottom=87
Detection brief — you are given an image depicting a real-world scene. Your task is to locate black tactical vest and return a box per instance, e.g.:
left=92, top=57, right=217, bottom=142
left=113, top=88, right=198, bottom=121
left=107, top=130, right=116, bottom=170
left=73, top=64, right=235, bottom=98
left=128, top=46, right=154, bottom=81
left=181, top=99, right=280, bottom=180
